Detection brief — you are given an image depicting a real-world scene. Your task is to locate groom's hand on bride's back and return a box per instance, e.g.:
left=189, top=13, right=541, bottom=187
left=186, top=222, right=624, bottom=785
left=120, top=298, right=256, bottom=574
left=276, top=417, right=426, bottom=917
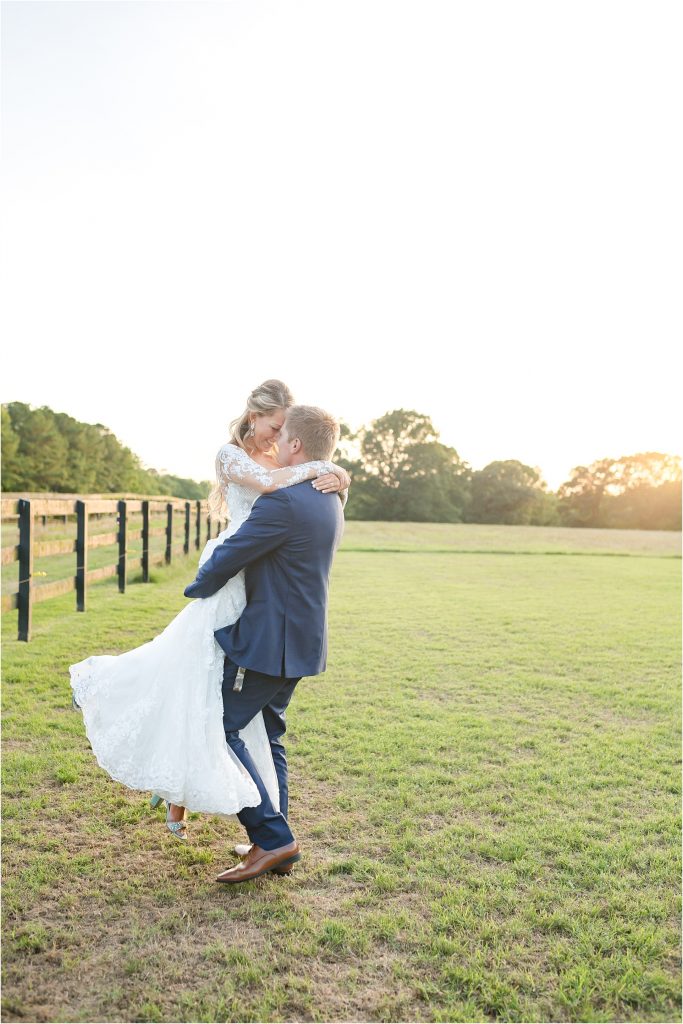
left=184, top=572, right=213, bottom=600
left=184, top=547, right=240, bottom=599
left=184, top=561, right=218, bottom=599
left=184, top=543, right=235, bottom=600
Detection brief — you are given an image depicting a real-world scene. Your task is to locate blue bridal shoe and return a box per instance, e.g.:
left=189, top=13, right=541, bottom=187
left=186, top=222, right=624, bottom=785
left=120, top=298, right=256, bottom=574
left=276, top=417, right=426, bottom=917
left=150, top=794, right=187, bottom=841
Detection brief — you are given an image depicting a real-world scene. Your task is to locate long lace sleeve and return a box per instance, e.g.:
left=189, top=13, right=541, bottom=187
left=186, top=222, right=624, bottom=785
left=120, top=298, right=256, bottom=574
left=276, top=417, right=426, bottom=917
left=216, top=444, right=333, bottom=493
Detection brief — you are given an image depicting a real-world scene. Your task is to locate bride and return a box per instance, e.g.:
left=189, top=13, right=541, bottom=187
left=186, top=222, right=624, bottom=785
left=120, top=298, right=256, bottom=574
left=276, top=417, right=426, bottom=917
left=70, top=380, right=349, bottom=840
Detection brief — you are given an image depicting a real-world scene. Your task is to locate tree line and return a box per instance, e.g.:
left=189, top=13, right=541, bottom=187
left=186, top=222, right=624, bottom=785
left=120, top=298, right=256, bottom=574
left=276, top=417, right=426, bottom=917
left=334, top=409, right=681, bottom=530
left=1, top=403, right=211, bottom=500
left=2, top=403, right=680, bottom=529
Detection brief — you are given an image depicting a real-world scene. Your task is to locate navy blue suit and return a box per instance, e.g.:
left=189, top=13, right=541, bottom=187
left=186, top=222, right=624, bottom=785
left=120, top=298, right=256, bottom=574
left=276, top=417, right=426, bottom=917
left=184, top=482, right=344, bottom=849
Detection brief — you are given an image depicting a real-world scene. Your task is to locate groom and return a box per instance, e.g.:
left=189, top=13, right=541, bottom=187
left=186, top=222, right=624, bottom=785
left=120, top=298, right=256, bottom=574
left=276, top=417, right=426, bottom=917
left=184, top=406, right=344, bottom=883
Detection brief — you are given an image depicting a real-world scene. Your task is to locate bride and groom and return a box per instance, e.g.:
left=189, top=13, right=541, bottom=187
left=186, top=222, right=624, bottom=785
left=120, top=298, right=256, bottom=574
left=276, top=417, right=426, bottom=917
left=70, top=381, right=349, bottom=884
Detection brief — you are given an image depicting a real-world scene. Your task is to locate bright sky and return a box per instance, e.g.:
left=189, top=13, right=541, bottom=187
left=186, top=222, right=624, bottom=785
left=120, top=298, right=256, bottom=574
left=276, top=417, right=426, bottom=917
left=2, top=0, right=680, bottom=489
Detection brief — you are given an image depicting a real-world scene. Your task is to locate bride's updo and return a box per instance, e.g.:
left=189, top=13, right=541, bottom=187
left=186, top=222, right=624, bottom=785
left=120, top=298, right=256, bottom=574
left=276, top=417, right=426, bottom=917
left=208, top=379, right=295, bottom=517
left=228, top=379, right=295, bottom=450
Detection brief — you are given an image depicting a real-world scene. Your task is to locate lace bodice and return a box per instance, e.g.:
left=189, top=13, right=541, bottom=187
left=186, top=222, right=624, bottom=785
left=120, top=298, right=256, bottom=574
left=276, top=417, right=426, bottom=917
left=216, top=443, right=334, bottom=529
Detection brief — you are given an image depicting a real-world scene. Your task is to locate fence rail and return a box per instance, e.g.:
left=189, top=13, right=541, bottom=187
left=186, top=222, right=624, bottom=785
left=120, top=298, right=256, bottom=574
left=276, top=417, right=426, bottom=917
left=1, top=494, right=227, bottom=641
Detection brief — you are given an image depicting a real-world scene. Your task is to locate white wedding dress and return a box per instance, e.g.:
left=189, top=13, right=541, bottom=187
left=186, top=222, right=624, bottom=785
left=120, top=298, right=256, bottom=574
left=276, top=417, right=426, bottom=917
left=70, top=444, right=333, bottom=816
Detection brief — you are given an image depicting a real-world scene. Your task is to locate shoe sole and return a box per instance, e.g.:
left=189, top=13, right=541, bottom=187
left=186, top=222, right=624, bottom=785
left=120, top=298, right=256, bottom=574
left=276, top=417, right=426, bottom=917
left=216, top=852, right=301, bottom=884
left=272, top=855, right=299, bottom=876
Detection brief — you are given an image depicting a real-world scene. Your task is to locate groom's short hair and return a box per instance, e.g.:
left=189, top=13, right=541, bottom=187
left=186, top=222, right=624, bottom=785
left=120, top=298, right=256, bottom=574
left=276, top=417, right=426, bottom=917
left=286, top=406, right=340, bottom=461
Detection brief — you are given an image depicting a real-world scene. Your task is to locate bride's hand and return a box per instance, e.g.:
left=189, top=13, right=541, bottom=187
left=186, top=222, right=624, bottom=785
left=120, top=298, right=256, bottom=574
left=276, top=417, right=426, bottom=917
left=312, top=473, right=342, bottom=494
left=312, top=466, right=351, bottom=493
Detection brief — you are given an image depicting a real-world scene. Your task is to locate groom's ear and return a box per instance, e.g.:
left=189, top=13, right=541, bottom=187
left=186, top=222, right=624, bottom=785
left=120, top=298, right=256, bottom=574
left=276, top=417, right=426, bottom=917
left=290, top=437, right=302, bottom=454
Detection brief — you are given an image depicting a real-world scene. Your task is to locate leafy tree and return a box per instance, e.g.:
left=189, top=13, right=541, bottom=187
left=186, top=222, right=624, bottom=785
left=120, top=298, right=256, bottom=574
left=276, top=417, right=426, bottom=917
left=467, top=460, right=553, bottom=525
left=339, top=410, right=470, bottom=521
left=606, top=481, right=681, bottom=530
left=558, top=452, right=681, bottom=529
left=332, top=421, right=364, bottom=484
left=529, top=488, right=560, bottom=526
left=390, top=441, right=470, bottom=522
left=556, top=460, right=613, bottom=527
left=144, top=469, right=213, bottom=500
left=359, top=410, right=439, bottom=486
left=2, top=403, right=69, bottom=491
left=607, top=452, right=681, bottom=491
left=1, top=406, right=22, bottom=491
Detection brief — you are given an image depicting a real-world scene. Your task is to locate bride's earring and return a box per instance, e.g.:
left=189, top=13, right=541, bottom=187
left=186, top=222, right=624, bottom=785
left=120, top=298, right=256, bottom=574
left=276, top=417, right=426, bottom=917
left=249, top=423, right=255, bottom=437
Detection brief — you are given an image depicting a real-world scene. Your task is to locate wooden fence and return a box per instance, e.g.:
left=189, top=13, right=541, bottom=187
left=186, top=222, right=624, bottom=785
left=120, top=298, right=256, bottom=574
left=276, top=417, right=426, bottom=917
left=1, top=494, right=227, bottom=642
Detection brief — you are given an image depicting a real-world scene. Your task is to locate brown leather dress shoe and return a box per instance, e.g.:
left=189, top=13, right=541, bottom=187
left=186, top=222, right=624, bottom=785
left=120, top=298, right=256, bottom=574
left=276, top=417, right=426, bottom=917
left=215, top=841, right=301, bottom=883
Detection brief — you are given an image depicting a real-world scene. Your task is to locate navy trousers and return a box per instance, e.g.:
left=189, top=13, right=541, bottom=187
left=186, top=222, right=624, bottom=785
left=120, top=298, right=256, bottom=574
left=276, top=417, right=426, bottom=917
left=222, top=657, right=300, bottom=851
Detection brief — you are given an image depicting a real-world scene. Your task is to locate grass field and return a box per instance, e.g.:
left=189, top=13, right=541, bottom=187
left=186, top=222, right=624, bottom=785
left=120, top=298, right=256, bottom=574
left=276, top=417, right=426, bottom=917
left=2, top=523, right=681, bottom=1023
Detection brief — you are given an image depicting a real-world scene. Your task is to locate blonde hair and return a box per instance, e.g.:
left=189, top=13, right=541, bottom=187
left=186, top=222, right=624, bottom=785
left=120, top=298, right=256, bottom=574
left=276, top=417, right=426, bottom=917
left=209, top=380, right=295, bottom=517
left=285, top=405, right=340, bottom=461
left=228, top=379, right=295, bottom=450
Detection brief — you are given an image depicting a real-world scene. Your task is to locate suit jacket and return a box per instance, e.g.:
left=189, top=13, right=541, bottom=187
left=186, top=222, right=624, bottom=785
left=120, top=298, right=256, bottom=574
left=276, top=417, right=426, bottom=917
left=184, top=482, right=344, bottom=678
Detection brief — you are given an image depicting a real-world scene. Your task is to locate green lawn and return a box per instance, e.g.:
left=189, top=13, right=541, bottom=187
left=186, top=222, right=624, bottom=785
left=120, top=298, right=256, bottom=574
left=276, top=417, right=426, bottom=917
left=2, top=523, right=681, bottom=1023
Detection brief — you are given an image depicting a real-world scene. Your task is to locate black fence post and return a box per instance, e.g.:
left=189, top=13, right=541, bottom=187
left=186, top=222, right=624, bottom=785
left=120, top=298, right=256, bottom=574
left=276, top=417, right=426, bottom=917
left=141, top=500, right=150, bottom=582
left=206, top=513, right=211, bottom=543
left=195, top=501, right=201, bottom=550
left=17, top=499, right=33, bottom=642
left=165, top=503, right=173, bottom=564
left=118, top=500, right=127, bottom=593
left=76, top=500, right=88, bottom=612
left=184, top=502, right=190, bottom=555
